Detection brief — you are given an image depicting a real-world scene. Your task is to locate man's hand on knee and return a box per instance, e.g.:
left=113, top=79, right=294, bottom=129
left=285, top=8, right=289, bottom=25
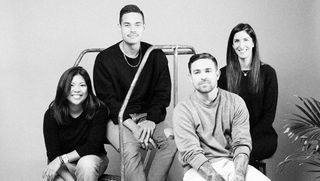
left=138, top=120, right=156, bottom=149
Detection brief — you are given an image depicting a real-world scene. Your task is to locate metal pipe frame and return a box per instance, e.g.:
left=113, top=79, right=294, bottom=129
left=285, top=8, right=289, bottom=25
left=73, top=45, right=196, bottom=181
left=73, top=48, right=106, bottom=67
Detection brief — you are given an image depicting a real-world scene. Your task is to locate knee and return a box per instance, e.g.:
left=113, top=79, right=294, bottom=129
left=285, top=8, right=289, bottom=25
left=75, top=155, right=107, bottom=178
left=163, top=128, right=174, bottom=138
left=157, top=135, right=177, bottom=157
left=183, top=168, right=206, bottom=181
left=154, top=127, right=177, bottom=151
left=123, top=142, right=141, bottom=161
left=76, top=159, right=98, bottom=176
left=166, top=137, right=177, bottom=151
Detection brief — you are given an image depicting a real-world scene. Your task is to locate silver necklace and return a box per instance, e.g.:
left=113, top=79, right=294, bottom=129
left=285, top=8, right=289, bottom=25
left=122, top=44, right=142, bottom=68
left=241, top=70, right=249, bottom=76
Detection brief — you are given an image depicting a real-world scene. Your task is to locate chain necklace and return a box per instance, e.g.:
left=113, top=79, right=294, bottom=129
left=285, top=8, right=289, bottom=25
left=122, top=43, right=142, bottom=68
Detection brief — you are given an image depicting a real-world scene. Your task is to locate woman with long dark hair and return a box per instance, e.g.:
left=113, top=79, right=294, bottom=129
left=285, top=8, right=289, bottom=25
left=218, top=23, right=278, bottom=169
left=42, top=66, right=109, bottom=181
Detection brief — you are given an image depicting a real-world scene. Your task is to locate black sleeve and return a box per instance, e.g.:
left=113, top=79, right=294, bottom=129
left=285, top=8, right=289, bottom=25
left=43, top=109, right=61, bottom=162
left=218, top=67, right=227, bottom=90
left=93, top=53, right=126, bottom=124
left=146, top=50, right=171, bottom=124
left=76, top=107, right=108, bottom=156
left=252, top=65, right=278, bottom=135
left=250, top=66, right=278, bottom=160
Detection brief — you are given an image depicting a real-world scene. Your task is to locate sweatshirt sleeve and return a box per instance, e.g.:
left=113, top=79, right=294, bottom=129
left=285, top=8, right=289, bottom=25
left=93, top=53, right=131, bottom=124
left=146, top=50, right=171, bottom=124
left=173, top=103, right=208, bottom=170
left=231, top=97, right=252, bottom=159
left=43, top=109, right=61, bottom=162
left=76, top=107, right=108, bottom=156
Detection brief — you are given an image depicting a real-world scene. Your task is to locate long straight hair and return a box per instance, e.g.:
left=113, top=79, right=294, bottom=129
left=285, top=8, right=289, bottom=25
left=50, top=66, right=105, bottom=125
left=226, top=23, right=262, bottom=94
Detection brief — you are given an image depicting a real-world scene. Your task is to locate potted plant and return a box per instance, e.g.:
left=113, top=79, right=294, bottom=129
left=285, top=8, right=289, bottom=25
left=279, top=96, right=320, bottom=178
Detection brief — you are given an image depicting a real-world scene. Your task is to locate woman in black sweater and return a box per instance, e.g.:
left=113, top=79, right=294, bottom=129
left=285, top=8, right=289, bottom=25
left=43, top=66, right=109, bottom=181
left=218, top=23, right=278, bottom=169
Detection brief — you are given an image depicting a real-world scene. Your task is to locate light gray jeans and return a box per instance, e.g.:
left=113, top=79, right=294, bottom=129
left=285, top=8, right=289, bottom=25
left=56, top=154, right=108, bottom=181
left=183, top=158, right=270, bottom=181
left=107, top=117, right=177, bottom=181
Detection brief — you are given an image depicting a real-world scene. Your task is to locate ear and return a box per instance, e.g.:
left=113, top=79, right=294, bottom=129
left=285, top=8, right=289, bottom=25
left=118, top=23, right=121, bottom=32
left=216, top=69, right=221, bottom=80
left=188, top=73, right=193, bottom=83
left=143, top=23, right=146, bottom=31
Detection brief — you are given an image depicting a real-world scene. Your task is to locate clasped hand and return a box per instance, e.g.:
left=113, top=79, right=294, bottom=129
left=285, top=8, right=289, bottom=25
left=42, top=157, right=61, bottom=181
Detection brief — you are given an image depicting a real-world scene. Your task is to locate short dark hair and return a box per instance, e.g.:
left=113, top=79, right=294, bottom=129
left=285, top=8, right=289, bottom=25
left=119, top=4, right=144, bottom=24
left=188, top=53, right=218, bottom=73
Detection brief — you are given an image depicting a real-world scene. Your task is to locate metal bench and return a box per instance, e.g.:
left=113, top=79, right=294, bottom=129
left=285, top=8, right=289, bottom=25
left=75, top=45, right=196, bottom=181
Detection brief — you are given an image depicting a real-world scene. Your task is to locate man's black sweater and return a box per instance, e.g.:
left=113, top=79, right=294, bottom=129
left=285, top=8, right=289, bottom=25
left=93, top=41, right=171, bottom=124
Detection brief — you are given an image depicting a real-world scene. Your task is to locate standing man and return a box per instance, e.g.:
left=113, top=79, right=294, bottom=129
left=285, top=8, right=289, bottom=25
left=93, top=4, right=177, bottom=181
left=173, top=53, right=270, bottom=181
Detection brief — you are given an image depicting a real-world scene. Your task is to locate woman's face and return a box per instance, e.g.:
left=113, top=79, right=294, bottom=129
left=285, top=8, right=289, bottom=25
left=232, top=30, right=254, bottom=61
left=67, top=74, right=88, bottom=107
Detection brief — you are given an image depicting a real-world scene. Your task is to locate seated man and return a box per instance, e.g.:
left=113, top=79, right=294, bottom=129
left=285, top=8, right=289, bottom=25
left=93, top=4, right=177, bottom=181
left=173, top=53, right=270, bottom=181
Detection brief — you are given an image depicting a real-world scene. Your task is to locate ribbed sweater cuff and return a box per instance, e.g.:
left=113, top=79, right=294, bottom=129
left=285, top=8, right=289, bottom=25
left=191, top=154, right=209, bottom=171
left=233, top=146, right=251, bottom=159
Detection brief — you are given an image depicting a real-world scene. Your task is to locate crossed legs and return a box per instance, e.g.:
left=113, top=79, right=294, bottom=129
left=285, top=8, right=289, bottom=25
left=54, top=155, right=108, bottom=181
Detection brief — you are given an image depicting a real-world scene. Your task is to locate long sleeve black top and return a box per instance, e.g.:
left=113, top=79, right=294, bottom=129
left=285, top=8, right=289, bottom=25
left=43, top=106, right=108, bottom=162
left=218, top=64, right=278, bottom=161
left=93, top=41, right=171, bottom=125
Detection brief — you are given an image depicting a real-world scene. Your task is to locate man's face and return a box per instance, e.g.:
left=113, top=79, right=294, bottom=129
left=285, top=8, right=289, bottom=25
left=120, top=12, right=145, bottom=45
left=189, top=59, right=220, bottom=94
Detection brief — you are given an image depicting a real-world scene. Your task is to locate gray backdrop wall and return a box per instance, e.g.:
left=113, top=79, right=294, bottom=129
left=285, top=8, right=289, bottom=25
left=1, top=0, right=319, bottom=180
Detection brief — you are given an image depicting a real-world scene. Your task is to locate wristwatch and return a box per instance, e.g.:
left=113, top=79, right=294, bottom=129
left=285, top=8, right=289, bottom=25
left=61, top=154, right=69, bottom=163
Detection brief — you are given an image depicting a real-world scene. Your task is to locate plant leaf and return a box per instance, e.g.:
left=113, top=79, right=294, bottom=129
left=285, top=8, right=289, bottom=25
left=295, top=104, right=317, bottom=125
left=291, top=113, right=314, bottom=126
left=280, top=96, right=320, bottom=179
left=305, top=98, right=320, bottom=124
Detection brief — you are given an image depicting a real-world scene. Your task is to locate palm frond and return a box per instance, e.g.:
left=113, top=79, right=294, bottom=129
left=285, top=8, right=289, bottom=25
left=279, top=151, right=320, bottom=171
left=299, top=96, right=320, bottom=125
left=295, top=104, right=317, bottom=125
left=290, top=113, right=314, bottom=125
left=284, top=124, right=320, bottom=144
left=279, top=96, right=320, bottom=177
left=311, top=97, right=320, bottom=112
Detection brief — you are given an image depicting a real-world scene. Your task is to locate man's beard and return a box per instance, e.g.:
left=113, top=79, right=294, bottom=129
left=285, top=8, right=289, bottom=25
left=196, top=82, right=214, bottom=93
